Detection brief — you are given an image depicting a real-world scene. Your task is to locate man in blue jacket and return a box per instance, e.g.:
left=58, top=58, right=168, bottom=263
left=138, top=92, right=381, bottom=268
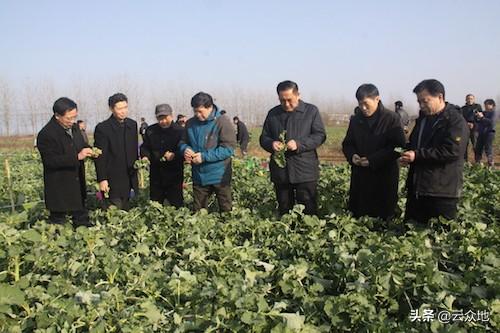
left=180, top=92, right=236, bottom=212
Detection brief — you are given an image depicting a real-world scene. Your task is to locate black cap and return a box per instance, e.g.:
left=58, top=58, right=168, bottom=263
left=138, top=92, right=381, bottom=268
left=155, top=104, right=173, bottom=117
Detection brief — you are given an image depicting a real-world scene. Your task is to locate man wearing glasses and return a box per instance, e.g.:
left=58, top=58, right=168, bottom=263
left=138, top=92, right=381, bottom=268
left=37, top=97, right=93, bottom=226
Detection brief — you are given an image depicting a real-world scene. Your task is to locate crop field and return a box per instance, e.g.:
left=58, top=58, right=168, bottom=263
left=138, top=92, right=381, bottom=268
left=0, top=146, right=498, bottom=332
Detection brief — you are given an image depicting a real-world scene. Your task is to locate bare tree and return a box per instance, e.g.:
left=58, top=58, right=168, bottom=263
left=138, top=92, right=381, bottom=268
left=0, top=77, right=14, bottom=136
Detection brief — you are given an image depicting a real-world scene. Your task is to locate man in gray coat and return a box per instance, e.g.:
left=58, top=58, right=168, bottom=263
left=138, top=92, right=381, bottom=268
left=260, top=80, right=326, bottom=216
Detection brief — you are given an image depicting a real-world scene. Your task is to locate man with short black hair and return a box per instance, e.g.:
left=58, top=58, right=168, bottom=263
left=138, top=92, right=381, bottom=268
left=140, top=104, right=185, bottom=207
left=343, top=84, right=406, bottom=220
left=77, top=120, right=89, bottom=144
left=461, top=94, right=482, bottom=161
left=400, top=79, right=468, bottom=224
left=395, top=100, right=410, bottom=134
left=94, top=93, right=139, bottom=210
left=475, top=99, right=496, bottom=167
left=176, top=114, right=187, bottom=127
left=180, top=92, right=236, bottom=212
left=139, top=117, right=148, bottom=142
left=37, top=97, right=93, bottom=226
left=260, top=80, right=326, bottom=216
left=233, top=116, right=250, bottom=156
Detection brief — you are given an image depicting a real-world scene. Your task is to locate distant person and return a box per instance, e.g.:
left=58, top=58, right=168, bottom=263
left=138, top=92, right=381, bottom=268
left=140, top=104, right=185, bottom=207
left=176, top=114, right=187, bottom=127
left=180, top=92, right=236, bottom=212
left=77, top=120, right=89, bottom=144
left=260, top=80, right=326, bottom=216
left=37, top=97, right=93, bottom=226
left=395, top=100, right=410, bottom=134
left=400, top=79, right=468, bottom=224
left=461, top=94, right=482, bottom=161
left=94, top=93, right=139, bottom=210
left=475, top=99, right=496, bottom=167
left=342, top=84, right=406, bottom=220
left=233, top=116, right=250, bottom=156
left=139, top=117, right=148, bottom=142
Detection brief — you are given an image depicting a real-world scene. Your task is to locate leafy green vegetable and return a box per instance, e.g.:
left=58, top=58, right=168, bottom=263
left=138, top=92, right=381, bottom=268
left=134, top=159, right=150, bottom=169
left=273, top=131, right=288, bottom=168
left=0, top=152, right=498, bottom=332
left=394, top=147, right=405, bottom=154
left=90, top=147, right=102, bottom=159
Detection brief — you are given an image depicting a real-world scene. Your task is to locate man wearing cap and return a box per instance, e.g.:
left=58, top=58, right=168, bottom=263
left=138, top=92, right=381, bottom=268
left=140, top=104, right=186, bottom=207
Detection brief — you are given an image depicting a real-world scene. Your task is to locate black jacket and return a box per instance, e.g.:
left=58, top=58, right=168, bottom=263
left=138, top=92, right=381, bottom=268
left=94, top=116, right=139, bottom=198
left=342, top=104, right=406, bottom=219
left=260, top=100, right=326, bottom=184
left=37, top=117, right=89, bottom=212
left=236, top=121, right=249, bottom=144
left=406, top=103, right=469, bottom=198
left=140, top=123, right=185, bottom=186
left=461, top=103, right=482, bottom=129
left=476, top=111, right=496, bottom=134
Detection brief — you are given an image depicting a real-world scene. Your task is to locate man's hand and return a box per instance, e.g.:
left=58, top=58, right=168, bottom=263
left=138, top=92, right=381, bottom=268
left=191, top=152, right=203, bottom=165
left=184, top=148, right=194, bottom=162
left=352, top=154, right=361, bottom=166
left=164, top=151, right=175, bottom=161
left=141, top=156, right=149, bottom=161
left=99, top=180, right=110, bottom=193
left=359, top=157, right=369, bottom=167
left=272, top=141, right=285, bottom=152
left=468, top=122, right=474, bottom=129
left=476, top=112, right=484, bottom=119
left=78, top=148, right=93, bottom=160
left=399, top=150, right=415, bottom=167
left=286, top=139, right=298, bottom=151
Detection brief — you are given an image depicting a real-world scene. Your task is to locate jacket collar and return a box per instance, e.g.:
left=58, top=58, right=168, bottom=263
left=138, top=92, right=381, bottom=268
left=418, top=102, right=456, bottom=147
left=50, top=116, right=75, bottom=137
left=109, top=115, right=133, bottom=130
left=354, top=102, right=385, bottom=124
left=295, top=100, right=306, bottom=113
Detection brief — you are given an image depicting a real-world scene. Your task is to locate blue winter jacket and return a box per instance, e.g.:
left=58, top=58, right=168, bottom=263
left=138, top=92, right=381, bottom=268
left=179, top=106, right=236, bottom=186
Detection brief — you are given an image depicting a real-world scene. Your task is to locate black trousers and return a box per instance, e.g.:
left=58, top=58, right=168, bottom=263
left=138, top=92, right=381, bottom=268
left=150, top=182, right=184, bottom=208
left=49, top=209, right=90, bottom=227
left=240, top=140, right=249, bottom=155
left=464, top=129, right=478, bottom=161
left=475, top=132, right=495, bottom=166
left=274, top=181, right=318, bottom=216
left=193, top=184, right=232, bottom=212
left=404, top=194, right=458, bottom=224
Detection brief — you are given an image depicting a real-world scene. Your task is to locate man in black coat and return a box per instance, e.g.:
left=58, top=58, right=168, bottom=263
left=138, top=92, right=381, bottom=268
left=400, top=79, right=468, bottom=224
left=37, top=97, right=93, bottom=226
left=94, top=93, right=139, bottom=210
left=139, top=117, right=148, bottom=142
left=461, top=94, right=482, bottom=161
left=140, top=104, right=185, bottom=207
left=233, top=116, right=250, bottom=156
left=260, top=80, right=326, bottom=216
left=342, top=84, right=406, bottom=220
